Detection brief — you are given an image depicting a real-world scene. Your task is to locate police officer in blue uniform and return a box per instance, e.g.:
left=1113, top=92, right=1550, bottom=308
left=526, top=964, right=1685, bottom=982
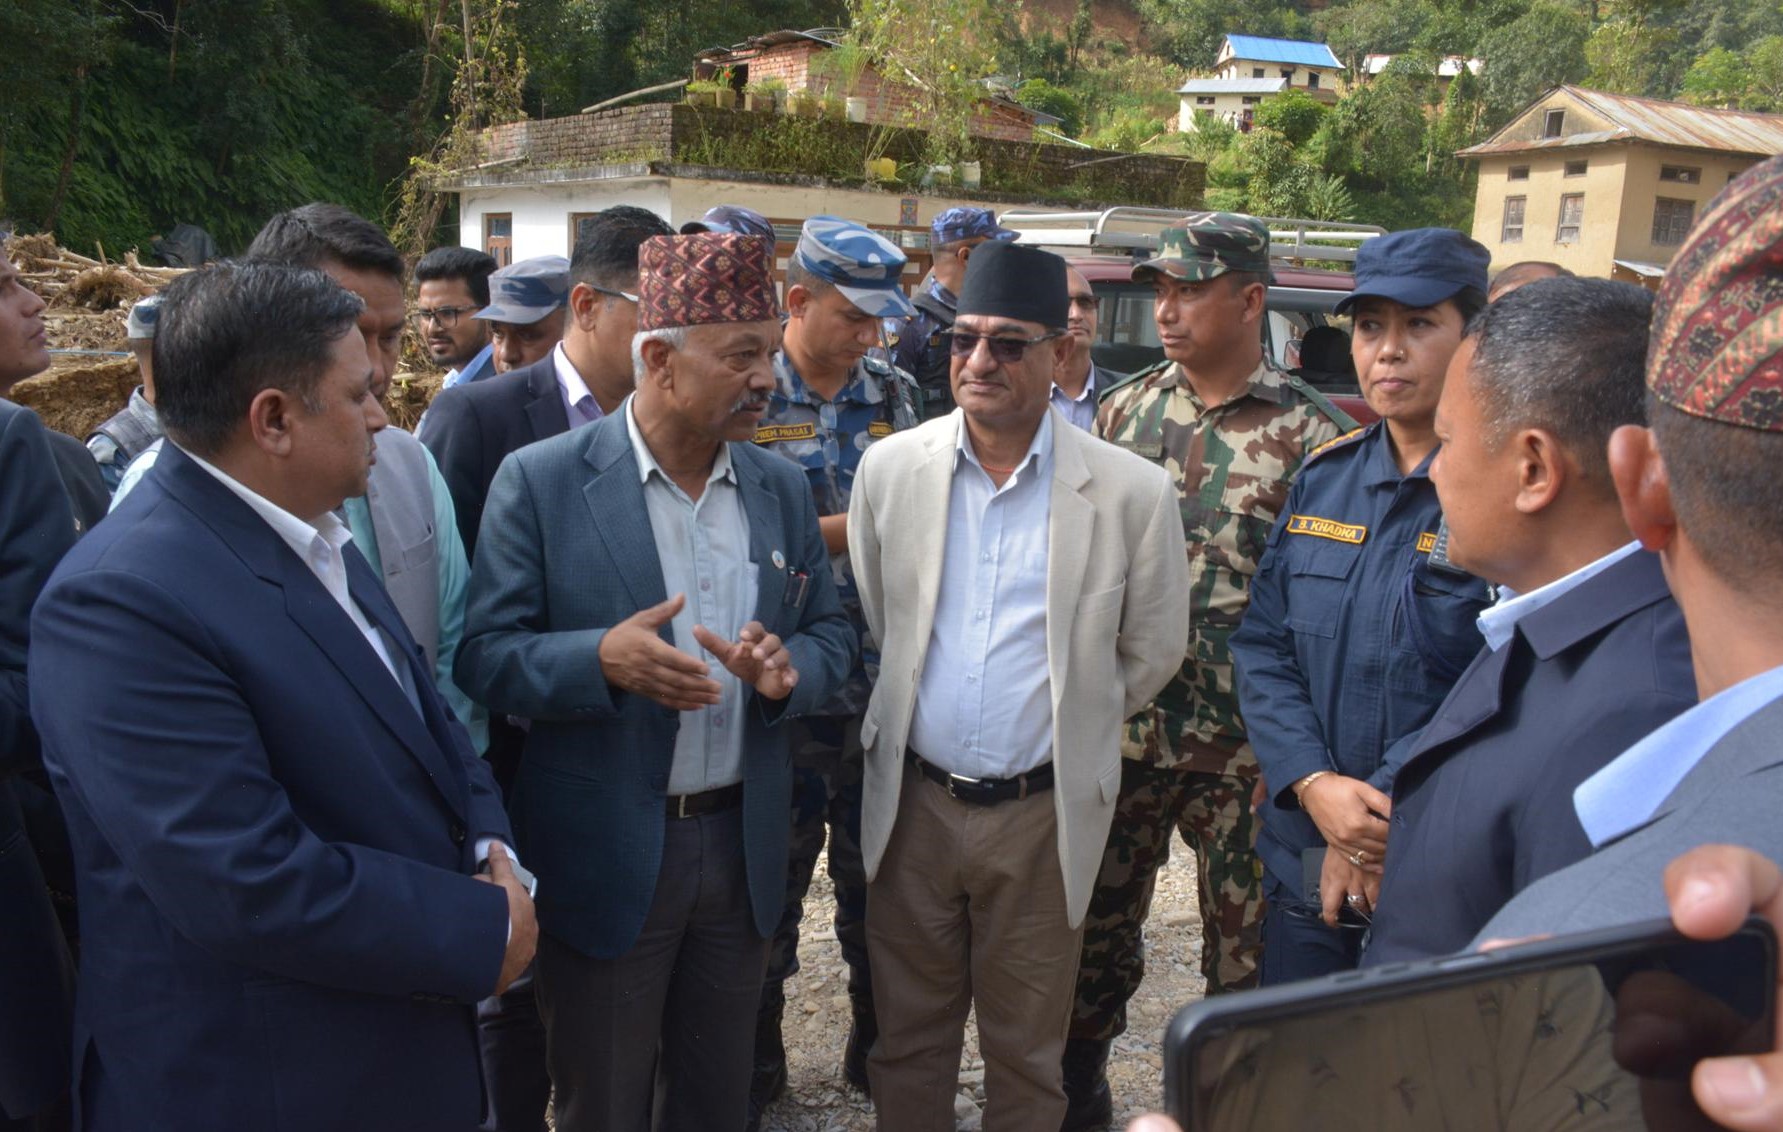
left=886, top=206, right=1017, bottom=420
left=1230, top=228, right=1495, bottom=985
left=747, top=217, right=922, bottom=1130
left=681, top=203, right=780, bottom=250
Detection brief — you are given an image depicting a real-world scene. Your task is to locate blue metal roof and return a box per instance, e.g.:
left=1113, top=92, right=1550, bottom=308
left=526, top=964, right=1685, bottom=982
left=1222, top=35, right=1342, bottom=69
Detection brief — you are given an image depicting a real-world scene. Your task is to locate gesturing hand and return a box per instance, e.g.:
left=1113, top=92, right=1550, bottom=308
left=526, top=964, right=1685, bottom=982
left=1300, top=773, right=1392, bottom=864
left=476, top=844, right=537, bottom=997
left=598, top=594, right=723, bottom=711
left=692, top=621, right=799, bottom=701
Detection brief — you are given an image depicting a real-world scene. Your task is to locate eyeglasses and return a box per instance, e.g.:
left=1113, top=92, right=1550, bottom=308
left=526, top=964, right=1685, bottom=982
left=589, top=284, right=639, bottom=304
left=947, top=330, right=1063, bottom=363
left=413, top=306, right=474, bottom=328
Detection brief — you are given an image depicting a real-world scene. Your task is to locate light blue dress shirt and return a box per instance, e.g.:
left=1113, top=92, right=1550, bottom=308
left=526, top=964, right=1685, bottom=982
left=1049, top=365, right=1101, bottom=433
left=1575, top=662, right=1783, bottom=847
left=625, top=399, right=755, bottom=795
left=442, top=343, right=495, bottom=388
left=1476, top=542, right=1642, bottom=652
left=909, top=413, right=1055, bottom=780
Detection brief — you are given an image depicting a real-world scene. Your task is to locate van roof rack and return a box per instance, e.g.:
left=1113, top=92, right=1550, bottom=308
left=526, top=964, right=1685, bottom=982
left=995, top=207, right=1386, bottom=265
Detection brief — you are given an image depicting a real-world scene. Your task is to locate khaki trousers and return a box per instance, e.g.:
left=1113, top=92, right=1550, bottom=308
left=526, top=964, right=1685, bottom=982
left=866, top=759, right=1083, bottom=1132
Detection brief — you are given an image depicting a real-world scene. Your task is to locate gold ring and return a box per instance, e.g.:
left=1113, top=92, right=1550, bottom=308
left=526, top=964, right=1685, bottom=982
left=1347, top=852, right=1364, bottom=867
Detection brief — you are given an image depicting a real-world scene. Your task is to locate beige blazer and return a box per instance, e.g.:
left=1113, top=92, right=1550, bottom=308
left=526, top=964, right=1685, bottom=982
left=848, top=408, right=1190, bottom=927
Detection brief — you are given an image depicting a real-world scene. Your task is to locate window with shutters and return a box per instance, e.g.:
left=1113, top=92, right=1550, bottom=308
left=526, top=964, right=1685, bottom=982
left=1652, top=198, right=1694, bottom=246
left=1502, top=196, right=1526, bottom=243
left=1556, top=194, right=1584, bottom=243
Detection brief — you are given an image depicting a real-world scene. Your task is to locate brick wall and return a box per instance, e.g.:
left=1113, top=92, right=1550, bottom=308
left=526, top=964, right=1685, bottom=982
left=741, top=41, right=1036, bottom=143
left=462, top=105, right=1203, bottom=210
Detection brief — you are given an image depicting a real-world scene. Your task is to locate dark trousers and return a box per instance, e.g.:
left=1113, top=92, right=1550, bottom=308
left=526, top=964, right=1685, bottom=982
left=476, top=718, right=550, bottom=1132
left=534, top=805, right=768, bottom=1132
left=1260, top=875, right=1365, bottom=986
left=476, top=969, right=550, bottom=1132
left=766, top=716, right=869, bottom=995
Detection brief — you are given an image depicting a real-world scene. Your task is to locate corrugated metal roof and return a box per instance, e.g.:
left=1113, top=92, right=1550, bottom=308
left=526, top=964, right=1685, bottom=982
left=1220, top=35, right=1341, bottom=70
left=1459, top=86, right=1783, bottom=158
left=1177, top=78, right=1288, bottom=94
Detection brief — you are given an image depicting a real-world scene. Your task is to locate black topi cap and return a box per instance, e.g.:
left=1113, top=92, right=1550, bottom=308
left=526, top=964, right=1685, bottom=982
left=957, top=241, right=1069, bottom=330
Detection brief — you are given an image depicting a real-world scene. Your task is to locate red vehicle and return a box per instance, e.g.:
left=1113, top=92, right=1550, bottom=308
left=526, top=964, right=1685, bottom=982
left=998, top=210, right=1381, bottom=424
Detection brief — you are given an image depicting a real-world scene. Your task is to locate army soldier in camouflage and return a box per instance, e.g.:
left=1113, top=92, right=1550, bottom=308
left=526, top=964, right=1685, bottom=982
left=747, top=217, right=922, bottom=1130
left=1063, top=214, right=1353, bottom=1130
left=885, top=207, right=1017, bottom=421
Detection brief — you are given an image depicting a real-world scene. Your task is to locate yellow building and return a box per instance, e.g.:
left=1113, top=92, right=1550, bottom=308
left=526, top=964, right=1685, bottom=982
left=1458, top=85, right=1783, bottom=285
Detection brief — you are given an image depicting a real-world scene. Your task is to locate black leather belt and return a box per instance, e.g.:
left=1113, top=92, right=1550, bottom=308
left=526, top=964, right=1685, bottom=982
left=907, top=749, right=1053, bottom=805
left=666, top=782, right=743, bottom=819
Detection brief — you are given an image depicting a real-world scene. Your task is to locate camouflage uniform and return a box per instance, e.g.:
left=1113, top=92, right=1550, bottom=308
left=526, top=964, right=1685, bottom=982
left=754, top=348, right=922, bottom=997
left=1068, top=219, right=1355, bottom=1052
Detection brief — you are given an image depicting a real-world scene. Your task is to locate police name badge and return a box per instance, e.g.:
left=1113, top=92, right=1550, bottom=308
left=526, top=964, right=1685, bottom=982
left=754, top=422, right=818, bottom=444
left=1287, top=515, right=1368, bottom=545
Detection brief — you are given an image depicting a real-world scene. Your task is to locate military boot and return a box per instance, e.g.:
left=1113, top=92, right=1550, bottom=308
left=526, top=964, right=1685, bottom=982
left=842, top=989, right=877, bottom=1096
left=1060, top=1037, right=1113, bottom=1132
left=745, top=990, right=788, bottom=1132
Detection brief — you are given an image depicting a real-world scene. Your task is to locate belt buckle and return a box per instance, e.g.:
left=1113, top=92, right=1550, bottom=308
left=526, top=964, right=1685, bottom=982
left=675, top=793, right=691, bottom=819
left=946, top=772, right=982, bottom=802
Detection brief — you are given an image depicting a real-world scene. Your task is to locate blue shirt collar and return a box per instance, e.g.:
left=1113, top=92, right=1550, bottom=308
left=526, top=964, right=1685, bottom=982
left=1478, top=542, right=1642, bottom=651
left=1575, top=663, right=1783, bottom=847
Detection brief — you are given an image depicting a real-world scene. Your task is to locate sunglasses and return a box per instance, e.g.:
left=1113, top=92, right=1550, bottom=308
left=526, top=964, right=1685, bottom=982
left=947, top=330, right=1063, bottom=363
left=589, top=284, right=638, bottom=303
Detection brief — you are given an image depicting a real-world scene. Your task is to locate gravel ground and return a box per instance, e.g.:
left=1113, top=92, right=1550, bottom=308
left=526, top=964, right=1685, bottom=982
left=759, top=847, right=1207, bottom=1131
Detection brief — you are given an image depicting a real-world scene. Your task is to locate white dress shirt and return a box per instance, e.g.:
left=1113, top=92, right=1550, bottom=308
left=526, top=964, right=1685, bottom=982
left=554, top=343, right=602, bottom=428
left=909, top=413, right=1055, bottom=779
left=625, top=400, right=755, bottom=794
left=1476, top=541, right=1643, bottom=651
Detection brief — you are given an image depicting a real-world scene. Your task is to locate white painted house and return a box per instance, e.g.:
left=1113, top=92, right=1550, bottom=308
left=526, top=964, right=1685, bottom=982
left=1214, top=35, right=1343, bottom=101
left=1177, top=78, right=1288, bottom=133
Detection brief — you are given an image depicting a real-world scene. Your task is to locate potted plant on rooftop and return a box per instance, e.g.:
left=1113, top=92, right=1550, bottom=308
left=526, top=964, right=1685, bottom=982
left=684, top=78, right=723, bottom=109
left=711, top=65, right=739, bottom=110
left=744, top=77, right=785, bottom=113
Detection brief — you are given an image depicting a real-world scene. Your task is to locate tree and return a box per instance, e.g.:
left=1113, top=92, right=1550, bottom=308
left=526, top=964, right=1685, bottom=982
left=1253, top=89, right=1328, bottom=147
left=849, top=0, right=1002, bottom=161
left=1017, top=78, right=1085, bottom=136
left=1586, top=18, right=1675, bottom=94
left=1477, top=3, right=1591, bottom=124
left=1680, top=45, right=1750, bottom=106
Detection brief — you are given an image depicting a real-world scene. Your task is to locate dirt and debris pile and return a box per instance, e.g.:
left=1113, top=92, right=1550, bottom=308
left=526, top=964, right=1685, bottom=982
left=10, top=358, right=141, bottom=440
left=4, top=233, right=189, bottom=438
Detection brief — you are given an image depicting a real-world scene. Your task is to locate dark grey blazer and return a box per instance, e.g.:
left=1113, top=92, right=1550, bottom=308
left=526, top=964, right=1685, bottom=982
left=456, top=410, right=857, bottom=959
left=1473, top=692, right=1783, bottom=946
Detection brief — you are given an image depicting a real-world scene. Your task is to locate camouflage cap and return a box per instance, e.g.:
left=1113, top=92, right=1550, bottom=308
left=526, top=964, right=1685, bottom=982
left=1648, top=153, right=1783, bottom=432
left=793, top=216, right=915, bottom=319
left=1132, top=212, right=1272, bottom=284
left=680, top=204, right=778, bottom=248
left=126, top=294, right=162, bottom=340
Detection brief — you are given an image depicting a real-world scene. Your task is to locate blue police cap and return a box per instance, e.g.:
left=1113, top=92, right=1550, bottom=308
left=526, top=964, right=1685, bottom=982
left=474, top=255, right=571, bottom=324
left=126, top=294, right=162, bottom=340
left=681, top=205, right=778, bottom=248
left=794, top=216, right=915, bottom=319
left=1334, top=228, right=1491, bottom=315
left=929, top=207, right=1017, bottom=247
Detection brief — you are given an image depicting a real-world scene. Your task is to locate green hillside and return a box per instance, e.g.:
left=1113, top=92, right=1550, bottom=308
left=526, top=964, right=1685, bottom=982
left=4, top=0, right=1778, bottom=256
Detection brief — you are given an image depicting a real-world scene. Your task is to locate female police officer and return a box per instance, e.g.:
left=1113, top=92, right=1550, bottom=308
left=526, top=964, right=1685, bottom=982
left=1230, top=228, right=1494, bottom=984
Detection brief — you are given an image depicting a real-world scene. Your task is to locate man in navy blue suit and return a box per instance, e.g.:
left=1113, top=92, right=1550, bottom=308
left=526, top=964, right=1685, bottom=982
left=1361, top=277, right=1696, bottom=962
left=0, top=253, right=78, bottom=1132
left=29, top=261, right=537, bottom=1131
left=459, top=231, right=854, bottom=1132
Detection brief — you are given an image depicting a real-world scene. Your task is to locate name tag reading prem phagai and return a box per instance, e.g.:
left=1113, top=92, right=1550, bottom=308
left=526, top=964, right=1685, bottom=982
left=1288, top=515, right=1368, bottom=545
left=867, top=420, right=895, bottom=438
left=754, top=422, right=818, bottom=444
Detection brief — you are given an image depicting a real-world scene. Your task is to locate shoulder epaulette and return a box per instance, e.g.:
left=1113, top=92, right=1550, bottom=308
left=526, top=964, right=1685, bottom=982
left=1098, top=359, right=1171, bottom=403
left=1282, top=370, right=1360, bottom=431
left=1307, top=425, right=1369, bottom=462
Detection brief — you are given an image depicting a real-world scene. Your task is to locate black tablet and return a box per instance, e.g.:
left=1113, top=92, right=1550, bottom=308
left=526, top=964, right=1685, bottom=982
left=1164, top=918, right=1776, bottom=1131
